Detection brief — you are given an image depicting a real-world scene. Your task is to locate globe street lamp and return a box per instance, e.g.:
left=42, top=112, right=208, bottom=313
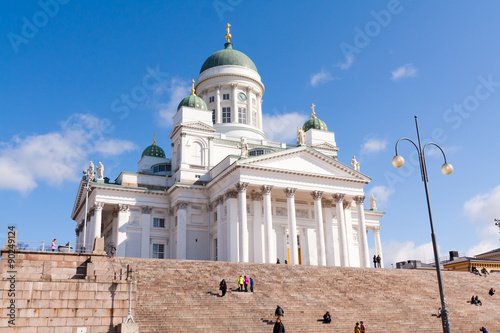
left=392, top=116, right=452, bottom=333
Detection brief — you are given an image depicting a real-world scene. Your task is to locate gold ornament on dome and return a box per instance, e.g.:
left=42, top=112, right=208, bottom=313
left=311, top=103, right=316, bottom=118
left=225, top=23, right=231, bottom=43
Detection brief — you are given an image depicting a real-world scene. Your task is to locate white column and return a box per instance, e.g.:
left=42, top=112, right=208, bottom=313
left=87, top=209, right=95, bottom=251
left=141, top=206, right=152, bottom=258
left=116, top=204, right=129, bottom=257
left=285, top=188, right=299, bottom=265
left=111, top=210, right=118, bottom=245
left=215, top=85, right=221, bottom=123
left=247, top=87, right=253, bottom=125
left=93, top=202, right=104, bottom=242
left=257, top=94, right=263, bottom=130
left=262, top=185, right=274, bottom=263
left=312, top=191, right=326, bottom=266
left=231, top=84, right=238, bottom=123
left=251, top=191, right=264, bottom=263
left=176, top=201, right=188, bottom=260
left=225, top=189, right=239, bottom=262
left=332, top=194, right=348, bottom=267
left=374, top=226, right=384, bottom=268
left=344, top=199, right=354, bottom=265
left=216, top=196, right=225, bottom=261
left=322, top=198, right=335, bottom=267
left=355, top=196, right=370, bottom=268
left=236, top=182, right=249, bottom=262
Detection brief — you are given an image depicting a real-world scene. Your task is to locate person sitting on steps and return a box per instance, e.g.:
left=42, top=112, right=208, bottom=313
left=471, top=266, right=482, bottom=276
left=475, top=295, right=482, bottom=306
left=489, top=288, right=495, bottom=296
left=275, top=305, right=284, bottom=320
left=323, top=311, right=331, bottom=324
left=481, top=267, right=489, bottom=276
left=471, top=295, right=478, bottom=305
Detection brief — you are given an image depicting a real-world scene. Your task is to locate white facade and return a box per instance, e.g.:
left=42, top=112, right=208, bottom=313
left=71, top=36, right=385, bottom=268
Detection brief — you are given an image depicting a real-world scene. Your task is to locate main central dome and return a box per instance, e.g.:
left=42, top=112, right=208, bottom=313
left=199, top=42, right=258, bottom=74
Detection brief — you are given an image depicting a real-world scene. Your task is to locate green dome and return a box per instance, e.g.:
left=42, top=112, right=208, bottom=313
left=303, top=116, right=328, bottom=132
left=200, top=42, right=258, bottom=74
left=142, top=143, right=165, bottom=158
left=177, top=94, right=208, bottom=111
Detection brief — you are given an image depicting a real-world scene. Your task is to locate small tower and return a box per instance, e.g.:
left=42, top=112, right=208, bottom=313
left=301, top=103, right=339, bottom=159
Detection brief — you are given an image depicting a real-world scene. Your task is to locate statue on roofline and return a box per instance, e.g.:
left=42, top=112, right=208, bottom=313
left=297, top=127, right=305, bottom=146
left=370, top=194, right=377, bottom=210
left=351, top=155, right=360, bottom=171
left=97, top=162, right=104, bottom=180
left=239, top=138, right=249, bottom=158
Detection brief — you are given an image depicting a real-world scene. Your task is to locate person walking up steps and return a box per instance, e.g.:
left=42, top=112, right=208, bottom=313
left=273, top=318, right=285, bottom=333
left=219, top=279, right=227, bottom=297
left=250, top=277, right=254, bottom=292
left=275, top=305, right=284, bottom=320
left=237, top=276, right=244, bottom=292
left=355, top=322, right=361, bottom=333
left=51, top=239, right=56, bottom=251
left=360, top=321, right=366, bottom=333
left=244, top=275, right=249, bottom=292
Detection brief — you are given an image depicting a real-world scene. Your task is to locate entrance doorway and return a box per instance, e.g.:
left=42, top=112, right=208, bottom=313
left=287, top=234, right=302, bottom=265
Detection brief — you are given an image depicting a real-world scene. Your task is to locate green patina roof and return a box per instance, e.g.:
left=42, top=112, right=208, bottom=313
left=142, top=143, right=165, bottom=158
left=200, top=42, right=258, bottom=74
left=177, top=94, right=208, bottom=111
left=303, top=116, right=328, bottom=132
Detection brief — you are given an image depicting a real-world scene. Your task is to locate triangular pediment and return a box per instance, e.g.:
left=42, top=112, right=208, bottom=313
left=170, top=121, right=215, bottom=138
left=237, top=146, right=370, bottom=182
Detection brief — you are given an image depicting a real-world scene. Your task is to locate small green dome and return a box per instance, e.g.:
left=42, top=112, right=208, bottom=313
left=177, top=94, right=208, bottom=111
left=142, top=143, right=165, bottom=158
left=303, top=116, right=328, bottom=132
left=200, top=42, right=258, bottom=74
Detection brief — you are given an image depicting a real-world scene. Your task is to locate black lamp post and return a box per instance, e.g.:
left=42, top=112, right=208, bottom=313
left=392, top=116, right=453, bottom=333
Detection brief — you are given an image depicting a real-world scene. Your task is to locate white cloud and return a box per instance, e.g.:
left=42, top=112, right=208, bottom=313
left=0, top=114, right=137, bottom=194
left=391, top=63, right=418, bottom=81
left=155, top=78, right=190, bottom=127
left=380, top=241, right=435, bottom=267
left=262, top=111, right=309, bottom=142
left=310, top=69, right=334, bottom=87
left=361, top=138, right=387, bottom=154
left=463, top=185, right=500, bottom=255
left=368, top=185, right=394, bottom=207
left=336, top=54, right=354, bottom=70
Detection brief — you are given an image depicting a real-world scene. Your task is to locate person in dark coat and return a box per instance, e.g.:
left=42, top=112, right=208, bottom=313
left=373, top=255, right=377, bottom=268
left=273, top=318, right=285, bottom=333
left=219, top=279, right=227, bottom=297
left=275, top=305, right=284, bottom=319
left=376, top=255, right=381, bottom=268
left=480, top=327, right=489, bottom=333
left=323, top=311, right=331, bottom=323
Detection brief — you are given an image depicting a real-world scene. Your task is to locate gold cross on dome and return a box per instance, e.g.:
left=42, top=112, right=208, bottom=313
left=191, top=79, right=196, bottom=95
left=153, top=131, right=156, bottom=145
left=311, top=103, right=316, bottom=118
left=225, top=23, right=232, bottom=43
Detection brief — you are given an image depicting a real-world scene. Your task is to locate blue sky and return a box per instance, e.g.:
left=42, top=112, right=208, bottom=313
left=2, top=1, right=500, bottom=266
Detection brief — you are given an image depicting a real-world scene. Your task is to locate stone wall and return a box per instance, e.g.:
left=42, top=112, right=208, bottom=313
left=0, top=250, right=135, bottom=333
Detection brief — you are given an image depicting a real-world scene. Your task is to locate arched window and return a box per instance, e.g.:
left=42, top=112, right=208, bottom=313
left=191, top=142, right=203, bottom=165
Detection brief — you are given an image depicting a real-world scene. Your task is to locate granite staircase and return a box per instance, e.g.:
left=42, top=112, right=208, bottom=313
left=115, top=258, right=500, bottom=332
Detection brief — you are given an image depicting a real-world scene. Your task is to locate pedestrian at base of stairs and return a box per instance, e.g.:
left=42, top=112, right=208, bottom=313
left=250, top=277, right=254, bottom=292
left=360, top=321, right=366, bottom=333
left=354, top=322, right=361, bottom=333
left=480, top=327, right=489, bottom=333
left=273, top=318, right=285, bottom=333
left=275, top=305, right=284, bottom=320
left=219, top=279, right=227, bottom=297
left=244, top=276, right=249, bottom=292
left=238, top=276, right=244, bottom=291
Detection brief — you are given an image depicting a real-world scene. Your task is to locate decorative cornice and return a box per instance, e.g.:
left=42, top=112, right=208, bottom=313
left=284, top=187, right=297, bottom=198
left=343, top=199, right=352, bottom=209
left=142, top=206, right=152, bottom=214
left=332, top=193, right=346, bottom=203
left=118, top=204, right=130, bottom=212
left=311, top=190, right=324, bottom=201
left=176, top=201, right=189, bottom=210
left=321, top=198, right=333, bottom=207
left=225, top=189, right=238, bottom=199
left=94, top=201, right=105, bottom=210
left=216, top=195, right=225, bottom=205
left=250, top=190, right=263, bottom=201
left=261, top=185, right=273, bottom=195
left=236, top=181, right=249, bottom=193
left=354, top=195, right=366, bottom=205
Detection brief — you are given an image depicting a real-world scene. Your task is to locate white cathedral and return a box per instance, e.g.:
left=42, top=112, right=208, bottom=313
left=71, top=26, right=385, bottom=268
